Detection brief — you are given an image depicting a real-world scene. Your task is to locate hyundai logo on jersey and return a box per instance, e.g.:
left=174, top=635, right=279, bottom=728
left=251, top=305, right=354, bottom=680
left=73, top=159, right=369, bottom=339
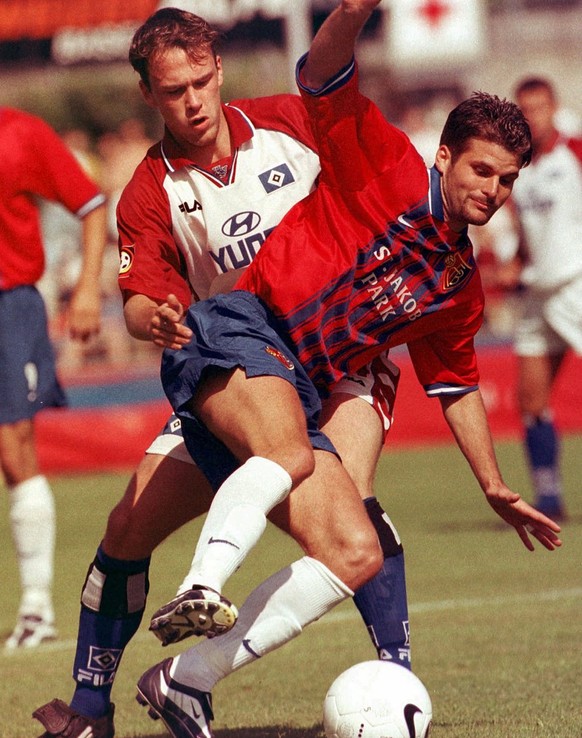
left=221, top=211, right=262, bottom=237
left=259, top=163, right=295, bottom=193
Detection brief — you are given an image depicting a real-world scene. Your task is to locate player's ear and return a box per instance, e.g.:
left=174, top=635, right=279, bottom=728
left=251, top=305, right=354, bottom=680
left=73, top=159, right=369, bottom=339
left=139, top=79, right=155, bottom=109
left=215, top=55, right=224, bottom=87
left=434, top=144, right=451, bottom=174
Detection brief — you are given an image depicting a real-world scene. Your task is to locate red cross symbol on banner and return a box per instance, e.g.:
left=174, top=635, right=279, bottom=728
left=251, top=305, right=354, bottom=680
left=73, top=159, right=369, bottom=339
left=418, top=0, right=451, bottom=28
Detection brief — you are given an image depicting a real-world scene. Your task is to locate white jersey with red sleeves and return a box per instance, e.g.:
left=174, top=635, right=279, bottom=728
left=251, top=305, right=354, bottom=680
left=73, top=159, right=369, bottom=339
left=117, top=95, right=320, bottom=307
left=0, top=107, right=105, bottom=290
left=239, top=58, right=484, bottom=398
left=511, top=135, right=582, bottom=289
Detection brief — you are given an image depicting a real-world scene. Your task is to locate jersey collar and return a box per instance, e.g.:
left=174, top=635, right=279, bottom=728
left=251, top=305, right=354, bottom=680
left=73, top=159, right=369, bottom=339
left=160, top=104, right=255, bottom=173
left=428, top=165, right=469, bottom=240
left=428, top=165, right=445, bottom=221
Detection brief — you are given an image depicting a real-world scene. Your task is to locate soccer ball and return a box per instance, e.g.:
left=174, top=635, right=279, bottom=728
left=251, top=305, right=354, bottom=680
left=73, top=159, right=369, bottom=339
left=323, top=661, right=432, bottom=738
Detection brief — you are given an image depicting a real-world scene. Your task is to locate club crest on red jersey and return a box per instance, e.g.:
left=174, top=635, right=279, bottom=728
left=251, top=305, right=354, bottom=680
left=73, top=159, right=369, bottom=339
left=264, top=345, right=294, bottom=370
left=118, top=245, right=134, bottom=276
left=442, top=252, right=472, bottom=291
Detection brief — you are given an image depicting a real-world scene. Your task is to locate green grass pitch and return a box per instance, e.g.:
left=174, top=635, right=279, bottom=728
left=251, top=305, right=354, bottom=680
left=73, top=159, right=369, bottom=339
left=1, top=435, right=581, bottom=738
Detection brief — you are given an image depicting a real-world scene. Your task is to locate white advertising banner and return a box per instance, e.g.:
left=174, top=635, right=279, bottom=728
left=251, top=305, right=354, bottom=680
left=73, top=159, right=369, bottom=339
left=387, top=0, right=486, bottom=69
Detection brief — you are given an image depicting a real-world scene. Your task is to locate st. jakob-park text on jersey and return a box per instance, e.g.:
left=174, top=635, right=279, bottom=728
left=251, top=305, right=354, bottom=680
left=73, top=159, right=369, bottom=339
left=116, top=95, right=320, bottom=308
left=238, top=59, right=485, bottom=399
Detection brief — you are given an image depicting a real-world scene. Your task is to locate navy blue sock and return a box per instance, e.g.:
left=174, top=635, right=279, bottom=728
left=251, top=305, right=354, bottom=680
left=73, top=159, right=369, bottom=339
left=524, top=415, right=561, bottom=499
left=353, top=497, right=411, bottom=669
left=70, top=545, right=150, bottom=719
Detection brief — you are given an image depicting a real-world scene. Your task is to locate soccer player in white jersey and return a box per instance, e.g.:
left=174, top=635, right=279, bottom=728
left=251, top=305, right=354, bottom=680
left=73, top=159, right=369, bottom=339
left=511, top=77, right=582, bottom=520
left=33, top=8, right=407, bottom=738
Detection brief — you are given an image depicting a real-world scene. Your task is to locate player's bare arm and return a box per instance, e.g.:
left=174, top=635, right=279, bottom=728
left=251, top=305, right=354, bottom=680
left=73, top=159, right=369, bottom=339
left=440, top=391, right=562, bottom=552
left=124, top=292, right=193, bottom=350
left=301, top=0, right=381, bottom=89
left=68, top=203, right=107, bottom=341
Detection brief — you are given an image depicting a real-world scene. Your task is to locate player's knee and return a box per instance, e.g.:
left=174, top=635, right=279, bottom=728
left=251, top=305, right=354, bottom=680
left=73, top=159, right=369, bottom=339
left=103, top=497, right=152, bottom=559
left=0, top=427, right=37, bottom=484
left=338, top=527, right=383, bottom=591
left=104, top=500, right=131, bottom=547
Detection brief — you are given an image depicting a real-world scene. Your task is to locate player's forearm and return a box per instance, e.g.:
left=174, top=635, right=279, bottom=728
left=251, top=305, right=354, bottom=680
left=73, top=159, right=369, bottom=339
left=78, top=204, right=107, bottom=286
left=302, top=0, right=381, bottom=89
left=123, top=293, right=160, bottom=341
left=439, top=390, right=505, bottom=495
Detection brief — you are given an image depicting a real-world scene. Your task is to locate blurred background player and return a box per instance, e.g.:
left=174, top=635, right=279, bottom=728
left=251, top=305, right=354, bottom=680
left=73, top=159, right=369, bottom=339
left=0, top=107, right=107, bottom=650
left=510, top=77, right=582, bottom=520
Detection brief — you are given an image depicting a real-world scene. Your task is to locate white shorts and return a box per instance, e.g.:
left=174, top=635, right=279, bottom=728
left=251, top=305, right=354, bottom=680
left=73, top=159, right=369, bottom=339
left=514, top=274, right=582, bottom=357
left=146, top=352, right=401, bottom=464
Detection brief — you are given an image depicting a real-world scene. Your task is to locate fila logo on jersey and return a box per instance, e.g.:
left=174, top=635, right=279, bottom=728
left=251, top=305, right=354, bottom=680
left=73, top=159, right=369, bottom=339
left=259, top=163, right=295, bottom=193
left=264, top=346, right=294, bottom=370
left=179, top=199, right=202, bottom=214
left=118, top=245, right=134, bottom=276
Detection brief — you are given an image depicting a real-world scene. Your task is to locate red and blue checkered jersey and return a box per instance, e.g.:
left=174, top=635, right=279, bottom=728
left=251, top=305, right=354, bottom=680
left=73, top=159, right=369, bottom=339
left=238, top=59, right=484, bottom=399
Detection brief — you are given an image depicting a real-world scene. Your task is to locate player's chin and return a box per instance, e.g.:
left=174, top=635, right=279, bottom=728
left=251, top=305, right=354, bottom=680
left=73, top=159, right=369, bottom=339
left=466, top=207, right=495, bottom=227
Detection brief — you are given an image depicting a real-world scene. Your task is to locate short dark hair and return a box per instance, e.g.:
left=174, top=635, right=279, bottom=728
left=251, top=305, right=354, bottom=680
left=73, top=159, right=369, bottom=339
left=440, top=91, right=532, bottom=168
left=514, top=76, right=556, bottom=102
left=129, top=8, right=222, bottom=89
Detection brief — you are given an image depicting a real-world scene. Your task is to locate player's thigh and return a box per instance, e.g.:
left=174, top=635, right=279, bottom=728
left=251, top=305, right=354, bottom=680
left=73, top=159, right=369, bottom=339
left=103, top=452, right=214, bottom=560
left=269, top=450, right=381, bottom=589
left=320, top=393, right=384, bottom=499
left=517, top=353, right=565, bottom=414
left=0, top=417, right=39, bottom=484
left=193, top=367, right=315, bottom=482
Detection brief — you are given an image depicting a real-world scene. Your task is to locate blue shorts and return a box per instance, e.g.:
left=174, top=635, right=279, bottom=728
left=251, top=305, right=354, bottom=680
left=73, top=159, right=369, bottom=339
left=0, top=286, right=67, bottom=423
left=161, top=291, right=336, bottom=491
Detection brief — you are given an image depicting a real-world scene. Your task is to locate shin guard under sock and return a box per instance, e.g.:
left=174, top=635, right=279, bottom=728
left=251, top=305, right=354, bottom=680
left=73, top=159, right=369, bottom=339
left=353, top=497, right=411, bottom=668
left=70, top=545, right=150, bottom=718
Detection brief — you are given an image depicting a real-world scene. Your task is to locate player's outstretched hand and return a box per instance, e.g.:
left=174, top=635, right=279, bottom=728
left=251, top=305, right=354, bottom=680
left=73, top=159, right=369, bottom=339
left=485, top=485, right=562, bottom=551
left=150, top=293, right=193, bottom=350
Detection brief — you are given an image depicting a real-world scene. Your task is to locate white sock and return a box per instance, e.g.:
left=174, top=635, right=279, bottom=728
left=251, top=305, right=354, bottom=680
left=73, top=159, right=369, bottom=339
left=177, top=457, right=292, bottom=594
left=172, top=556, right=353, bottom=691
left=8, top=475, right=55, bottom=620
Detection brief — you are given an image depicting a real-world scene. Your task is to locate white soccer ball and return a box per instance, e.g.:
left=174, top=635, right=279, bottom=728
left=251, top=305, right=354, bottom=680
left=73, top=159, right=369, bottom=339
left=323, top=661, right=432, bottom=738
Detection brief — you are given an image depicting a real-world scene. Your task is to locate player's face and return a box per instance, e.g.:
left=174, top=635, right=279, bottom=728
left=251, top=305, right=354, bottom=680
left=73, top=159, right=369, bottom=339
left=435, top=138, right=521, bottom=231
left=517, top=87, right=557, bottom=150
left=140, top=46, right=226, bottom=163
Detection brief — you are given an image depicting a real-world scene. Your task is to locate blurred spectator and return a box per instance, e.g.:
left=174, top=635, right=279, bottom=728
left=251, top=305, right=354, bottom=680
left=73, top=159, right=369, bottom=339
left=40, top=120, right=159, bottom=370
left=0, top=107, right=106, bottom=649
left=508, top=76, right=582, bottom=520
left=470, top=202, right=522, bottom=340
left=98, top=117, right=155, bottom=238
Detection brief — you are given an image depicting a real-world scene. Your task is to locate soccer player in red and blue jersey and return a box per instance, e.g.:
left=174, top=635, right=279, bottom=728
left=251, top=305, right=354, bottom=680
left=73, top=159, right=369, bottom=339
left=132, top=3, right=562, bottom=736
